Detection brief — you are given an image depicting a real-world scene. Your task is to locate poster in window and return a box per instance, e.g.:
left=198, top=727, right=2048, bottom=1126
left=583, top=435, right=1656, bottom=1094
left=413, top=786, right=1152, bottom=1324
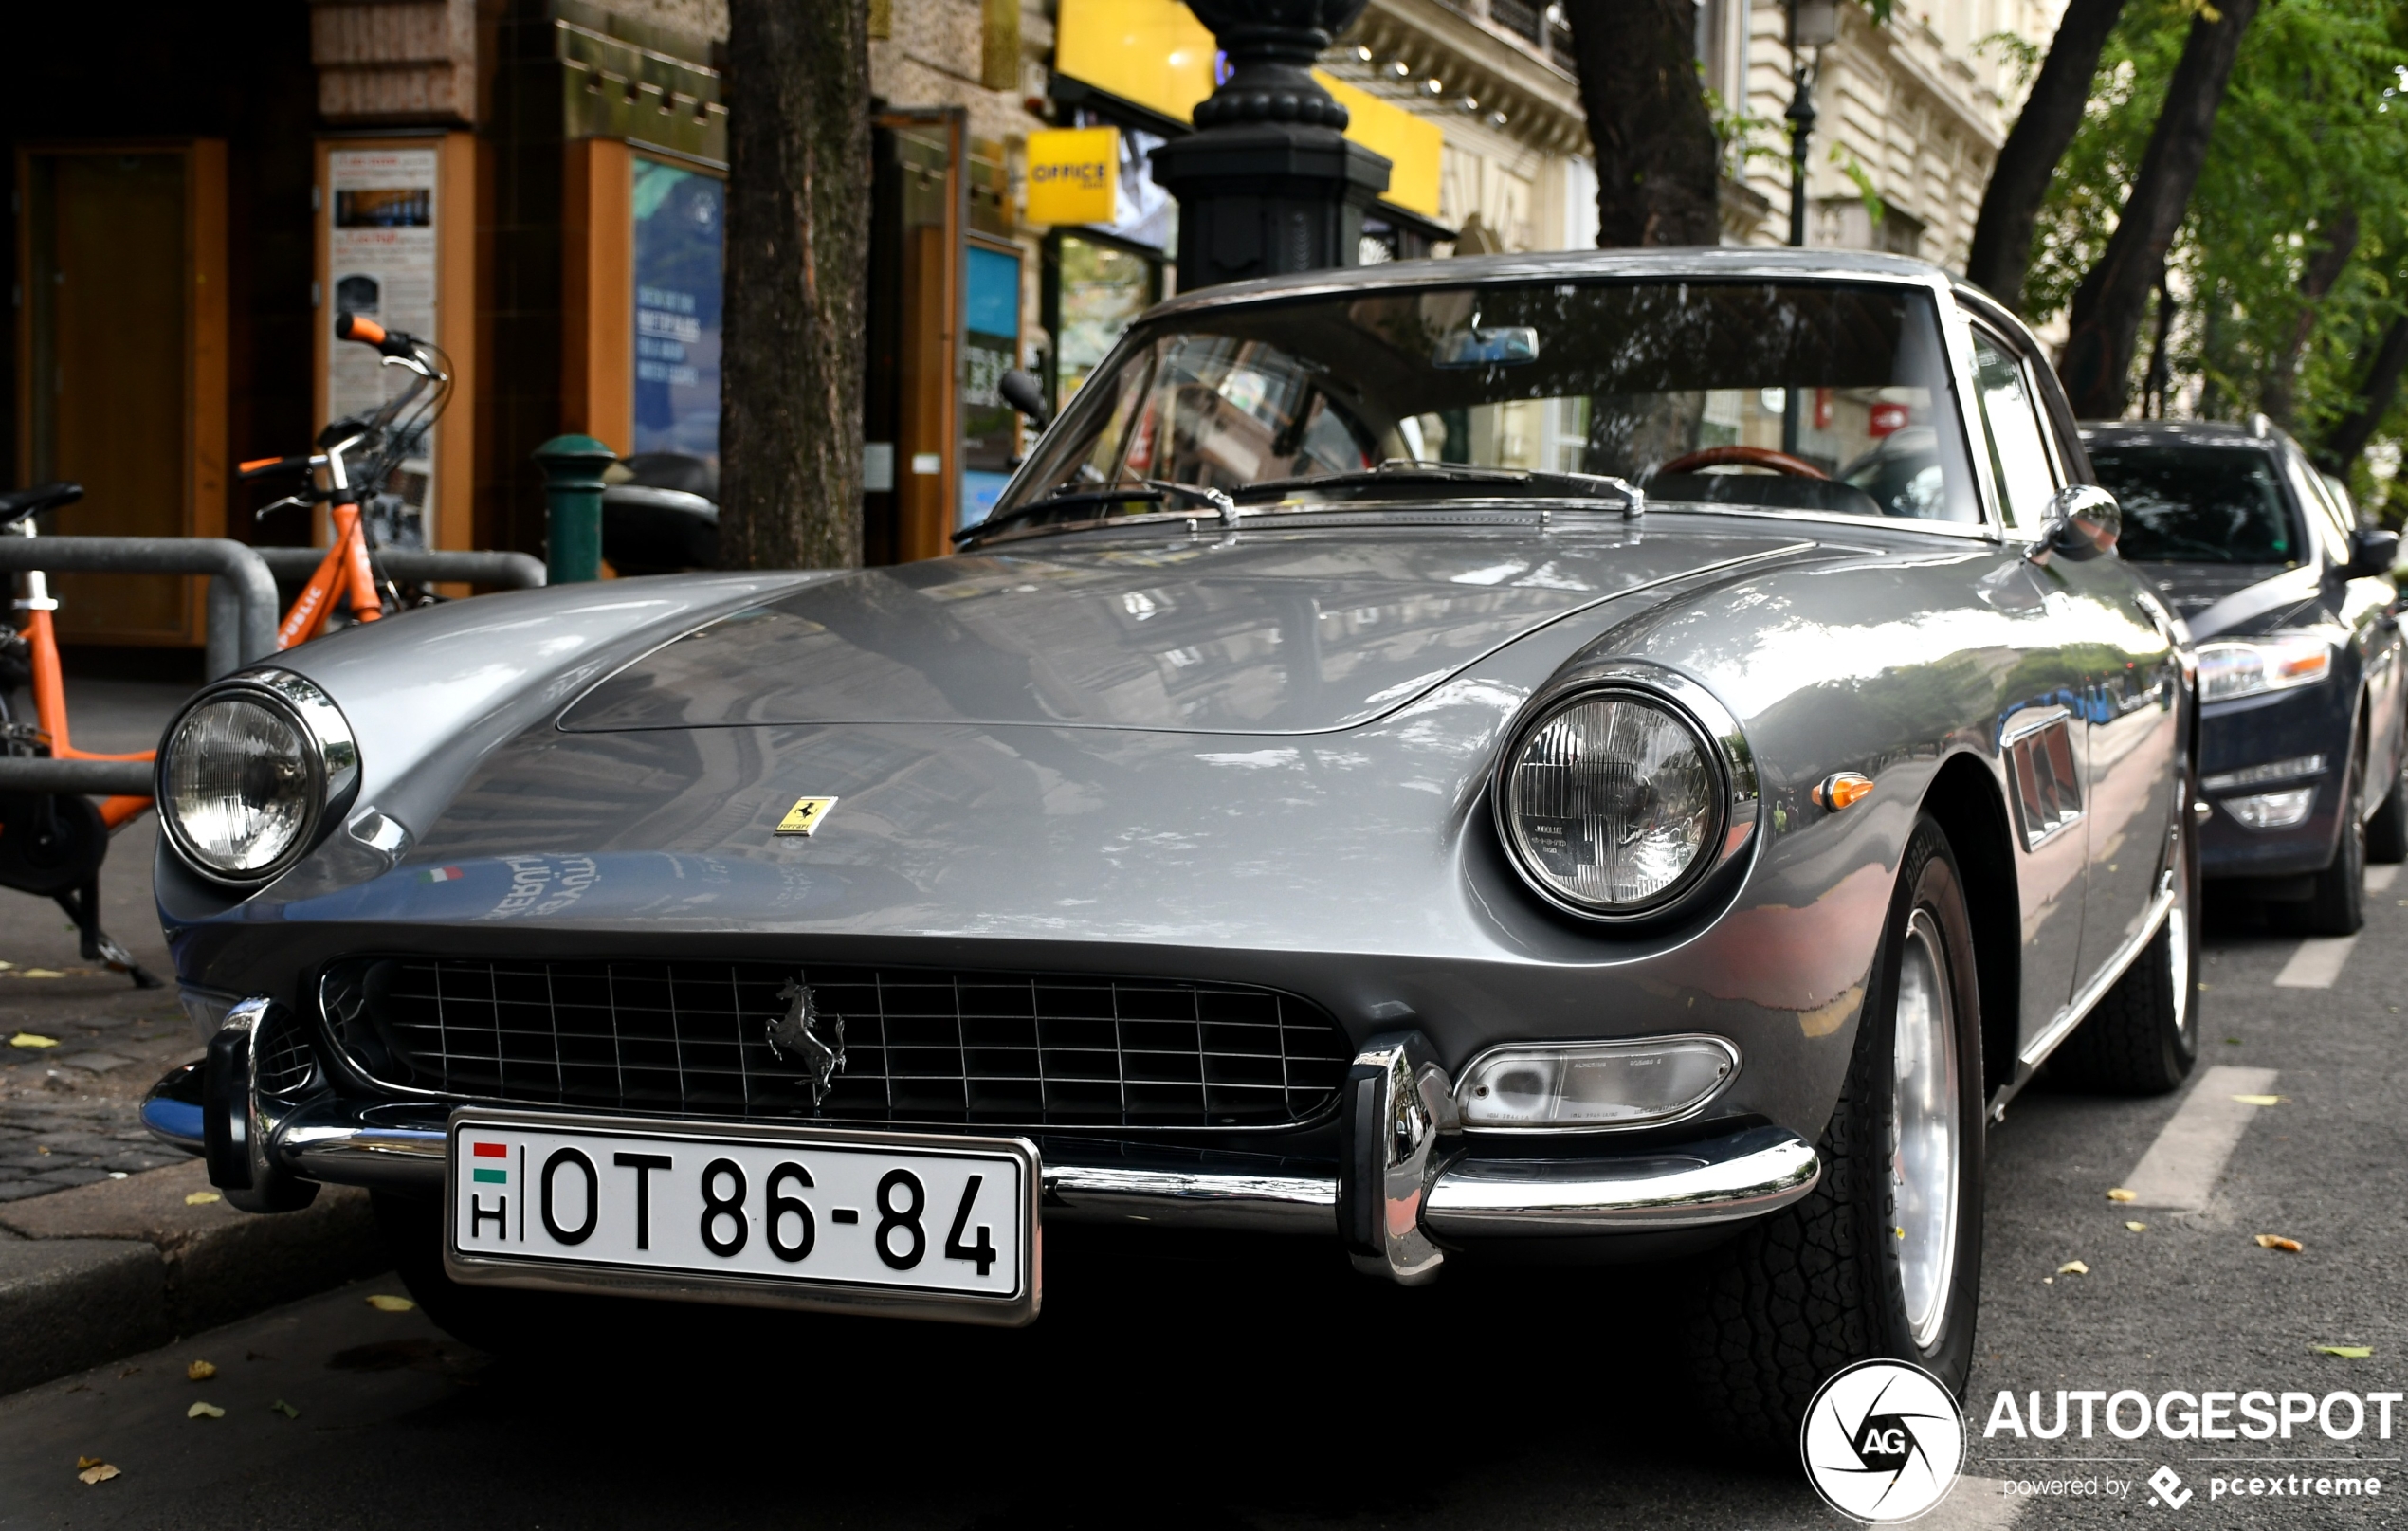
left=632, top=158, right=725, bottom=472
left=326, top=147, right=438, bottom=547
left=960, top=245, right=1022, bottom=531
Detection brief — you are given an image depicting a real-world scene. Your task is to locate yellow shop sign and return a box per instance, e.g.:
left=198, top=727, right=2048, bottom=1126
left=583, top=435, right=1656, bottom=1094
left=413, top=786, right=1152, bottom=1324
left=1026, top=126, right=1120, bottom=227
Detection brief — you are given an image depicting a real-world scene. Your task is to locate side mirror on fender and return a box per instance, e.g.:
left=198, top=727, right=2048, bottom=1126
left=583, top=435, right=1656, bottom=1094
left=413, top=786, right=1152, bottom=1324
left=2346, top=526, right=2400, bottom=580
left=997, top=369, right=1051, bottom=431
left=2032, top=483, right=2121, bottom=562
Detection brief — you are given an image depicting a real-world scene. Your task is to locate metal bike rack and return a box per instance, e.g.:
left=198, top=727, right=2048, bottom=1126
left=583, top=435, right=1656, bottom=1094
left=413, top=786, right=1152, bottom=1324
left=228, top=547, right=547, bottom=682
left=0, top=537, right=279, bottom=795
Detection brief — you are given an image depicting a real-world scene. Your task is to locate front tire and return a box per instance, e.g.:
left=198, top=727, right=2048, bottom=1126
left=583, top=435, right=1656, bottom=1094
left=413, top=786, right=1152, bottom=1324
left=2365, top=729, right=2407, bottom=864
left=2281, top=747, right=2365, bottom=936
left=1687, top=814, right=1986, bottom=1448
left=2051, top=807, right=2200, bottom=1094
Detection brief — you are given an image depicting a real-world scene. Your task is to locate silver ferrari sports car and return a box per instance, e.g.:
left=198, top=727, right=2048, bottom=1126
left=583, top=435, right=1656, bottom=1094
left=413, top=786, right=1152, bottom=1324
left=143, top=248, right=2195, bottom=1443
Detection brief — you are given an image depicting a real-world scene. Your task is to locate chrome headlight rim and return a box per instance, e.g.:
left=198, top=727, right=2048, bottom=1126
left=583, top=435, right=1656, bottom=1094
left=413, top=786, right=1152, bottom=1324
left=155, top=670, right=359, bottom=890
left=1490, top=662, right=1760, bottom=923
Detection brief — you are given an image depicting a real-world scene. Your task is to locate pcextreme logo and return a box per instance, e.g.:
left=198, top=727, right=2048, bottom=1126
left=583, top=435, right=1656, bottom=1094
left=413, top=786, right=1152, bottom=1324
left=1801, top=1359, right=1967, bottom=1522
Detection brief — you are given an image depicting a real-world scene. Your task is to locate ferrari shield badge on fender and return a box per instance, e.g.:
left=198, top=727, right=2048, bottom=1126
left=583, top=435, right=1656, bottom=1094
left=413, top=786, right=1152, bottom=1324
left=775, top=796, right=839, bottom=836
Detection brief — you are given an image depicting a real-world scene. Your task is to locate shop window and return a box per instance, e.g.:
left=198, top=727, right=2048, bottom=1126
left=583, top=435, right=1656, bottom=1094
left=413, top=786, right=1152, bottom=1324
left=631, top=156, right=724, bottom=469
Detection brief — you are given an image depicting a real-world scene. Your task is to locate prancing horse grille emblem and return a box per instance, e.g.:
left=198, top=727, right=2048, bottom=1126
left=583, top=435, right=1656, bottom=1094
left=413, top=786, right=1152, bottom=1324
left=768, top=979, right=846, bottom=1105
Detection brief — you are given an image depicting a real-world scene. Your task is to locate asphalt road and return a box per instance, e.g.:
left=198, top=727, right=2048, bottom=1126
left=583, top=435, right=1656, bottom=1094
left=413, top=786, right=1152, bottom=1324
left=2, top=874, right=2402, bottom=1530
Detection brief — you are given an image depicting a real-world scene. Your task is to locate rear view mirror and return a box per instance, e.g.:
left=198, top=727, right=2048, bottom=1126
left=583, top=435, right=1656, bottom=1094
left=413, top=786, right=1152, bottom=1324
left=2033, top=484, right=2120, bottom=562
left=998, top=369, right=1051, bottom=430
left=2346, top=526, right=2399, bottom=580
left=1432, top=326, right=1540, bottom=369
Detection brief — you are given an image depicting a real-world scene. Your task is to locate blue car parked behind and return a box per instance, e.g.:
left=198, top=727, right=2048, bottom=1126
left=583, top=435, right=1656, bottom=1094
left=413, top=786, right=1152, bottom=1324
left=2084, top=417, right=2405, bottom=932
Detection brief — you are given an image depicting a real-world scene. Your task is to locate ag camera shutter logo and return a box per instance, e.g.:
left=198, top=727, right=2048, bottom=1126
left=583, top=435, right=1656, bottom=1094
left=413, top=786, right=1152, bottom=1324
left=1801, top=1359, right=1967, bottom=1522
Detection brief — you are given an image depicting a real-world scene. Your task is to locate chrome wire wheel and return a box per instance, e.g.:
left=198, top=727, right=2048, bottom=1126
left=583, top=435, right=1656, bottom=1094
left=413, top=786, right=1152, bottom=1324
left=1891, top=908, right=1961, bottom=1352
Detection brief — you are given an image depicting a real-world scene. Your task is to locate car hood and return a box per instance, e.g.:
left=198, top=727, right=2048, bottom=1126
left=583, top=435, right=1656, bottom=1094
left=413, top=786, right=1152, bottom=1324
left=557, top=526, right=1817, bottom=737
left=2130, top=560, right=2317, bottom=638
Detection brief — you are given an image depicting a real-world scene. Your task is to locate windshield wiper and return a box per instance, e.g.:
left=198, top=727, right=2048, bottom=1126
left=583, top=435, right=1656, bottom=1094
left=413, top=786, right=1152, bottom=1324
left=951, top=483, right=1166, bottom=545
left=1233, top=460, right=1642, bottom=510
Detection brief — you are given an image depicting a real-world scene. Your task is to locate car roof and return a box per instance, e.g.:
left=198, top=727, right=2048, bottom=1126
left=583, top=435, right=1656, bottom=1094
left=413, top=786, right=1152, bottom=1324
left=2078, top=417, right=2284, bottom=451
left=1147, top=246, right=1969, bottom=322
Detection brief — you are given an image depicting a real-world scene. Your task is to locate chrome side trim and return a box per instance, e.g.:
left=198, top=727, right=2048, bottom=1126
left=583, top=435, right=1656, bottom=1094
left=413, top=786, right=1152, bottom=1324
left=2013, top=882, right=2176, bottom=1076
left=1424, top=1125, right=1821, bottom=1234
left=1044, top=1163, right=1336, bottom=1233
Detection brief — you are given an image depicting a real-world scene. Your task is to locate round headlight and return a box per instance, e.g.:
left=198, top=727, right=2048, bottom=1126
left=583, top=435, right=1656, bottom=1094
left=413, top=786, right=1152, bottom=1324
left=158, top=673, right=356, bottom=887
left=1500, top=688, right=1724, bottom=914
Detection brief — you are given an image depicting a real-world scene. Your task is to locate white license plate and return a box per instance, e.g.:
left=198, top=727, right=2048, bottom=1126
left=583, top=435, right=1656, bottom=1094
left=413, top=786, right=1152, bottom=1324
left=443, top=1109, right=1039, bottom=1325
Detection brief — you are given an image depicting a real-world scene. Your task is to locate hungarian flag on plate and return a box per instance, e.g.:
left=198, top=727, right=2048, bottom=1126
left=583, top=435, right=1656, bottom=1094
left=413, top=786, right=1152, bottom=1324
left=469, top=1141, right=508, bottom=1184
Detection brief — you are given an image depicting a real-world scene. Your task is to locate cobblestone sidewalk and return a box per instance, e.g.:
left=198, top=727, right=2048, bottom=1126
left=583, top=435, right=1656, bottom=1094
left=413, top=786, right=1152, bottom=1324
left=0, top=1098, right=188, bottom=1201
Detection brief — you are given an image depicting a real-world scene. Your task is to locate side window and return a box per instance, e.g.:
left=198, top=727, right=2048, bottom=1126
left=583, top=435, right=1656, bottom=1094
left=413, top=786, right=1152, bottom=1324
left=1966, top=325, right=2061, bottom=531
left=2282, top=449, right=2352, bottom=565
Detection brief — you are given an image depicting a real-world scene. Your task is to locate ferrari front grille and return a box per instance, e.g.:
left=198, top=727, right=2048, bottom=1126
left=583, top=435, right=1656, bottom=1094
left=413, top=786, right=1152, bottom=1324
left=318, top=957, right=1350, bottom=1130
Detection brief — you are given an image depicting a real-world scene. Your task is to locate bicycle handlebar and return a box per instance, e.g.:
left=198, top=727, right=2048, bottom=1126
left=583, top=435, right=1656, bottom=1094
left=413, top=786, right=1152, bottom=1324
left=238, top=454, right=317, bottom=481
left=335, top=311, right=423, bottom=360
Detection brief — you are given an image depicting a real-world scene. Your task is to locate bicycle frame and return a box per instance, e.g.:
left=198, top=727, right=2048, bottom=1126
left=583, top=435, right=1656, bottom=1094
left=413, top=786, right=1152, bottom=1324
left=7, top=527, right=155, bottom=829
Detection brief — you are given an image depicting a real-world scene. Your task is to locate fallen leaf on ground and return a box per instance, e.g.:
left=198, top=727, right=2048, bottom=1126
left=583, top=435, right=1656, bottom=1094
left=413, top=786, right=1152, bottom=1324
left=2107, top=1188, right=2137, bottom=1202
left=187, top=1401, right=224, bottom=1420
left=2042, top=1276, right=2055, bottom=1285
left=2233, top=1094, right=2284, bottom=1106
left=35, top=1145, right=50, bottom=1155
left=365, top=1294, right=414, bottom=1313
left=186, top=1359, right=215, bottom=1381
left=9, top=1032, right=58, bottom=1048
left=268, top=1399, right=300, bottom=1419
left=2126, top=1221, right=2148, bottom=1232
left=2255, top=1234, right=2304, bottom=1252
left=14, top=969, right=67, bottom=979
left=2057, top=1260, right=2090, bottom=1276
left=2317, top=1346, right=2374, bottom=1358
left=77, top=1456, right=104, bottom=1469
left=77, top=1462, right=119, bottom=1485
left=183, top=1191, right=220, bottom=1206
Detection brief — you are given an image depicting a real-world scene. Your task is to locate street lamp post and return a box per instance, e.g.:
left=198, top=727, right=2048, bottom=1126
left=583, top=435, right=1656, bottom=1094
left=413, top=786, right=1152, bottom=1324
left=1149, top=0, right=1394, bottom=291
left=1785, top=0, right=1838, bottom=248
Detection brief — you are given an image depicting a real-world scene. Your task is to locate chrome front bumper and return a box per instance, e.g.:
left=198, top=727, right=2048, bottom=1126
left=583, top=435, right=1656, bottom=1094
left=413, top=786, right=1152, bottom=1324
left=145, top=1019, right=1823, bottom=1274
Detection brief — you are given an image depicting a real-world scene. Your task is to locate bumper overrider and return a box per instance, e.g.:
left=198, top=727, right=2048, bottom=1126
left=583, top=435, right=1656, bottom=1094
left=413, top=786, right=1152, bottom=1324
left=146, top=1001, right=1822, bottom=1285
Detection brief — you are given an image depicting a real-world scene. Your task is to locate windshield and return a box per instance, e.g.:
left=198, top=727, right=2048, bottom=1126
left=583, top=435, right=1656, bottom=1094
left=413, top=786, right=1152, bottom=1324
left=1001, top=280, right=1980, bottom=525
left=2089, top=445, right=2302, bottom=565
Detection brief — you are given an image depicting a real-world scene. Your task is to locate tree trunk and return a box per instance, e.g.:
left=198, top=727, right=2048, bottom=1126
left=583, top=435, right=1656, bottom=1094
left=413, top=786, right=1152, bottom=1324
left=2142, top=266, right=2173, bottom=417
left=2260, top=209, right=2360, bottom=428
left=1561, top=0, right=1724, bottom=246
left=2059, top=0, right=2261, bottom=419
left=2318, top=311, right=2408, bottom=475
left=1962, top=0, right=2130, bottom=310
left=718, top=0, right=870, bottom=569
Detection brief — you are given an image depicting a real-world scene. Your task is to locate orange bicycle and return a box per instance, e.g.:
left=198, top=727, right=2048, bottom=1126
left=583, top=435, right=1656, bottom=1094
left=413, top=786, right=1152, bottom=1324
left=0, top=481, right=163, bottom=985
left=238, top=312, right=454, bottom=643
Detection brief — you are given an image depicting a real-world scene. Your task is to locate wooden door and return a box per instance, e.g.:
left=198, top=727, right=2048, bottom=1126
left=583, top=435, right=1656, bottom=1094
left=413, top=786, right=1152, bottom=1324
left=18, top=144, right=227, bottom=645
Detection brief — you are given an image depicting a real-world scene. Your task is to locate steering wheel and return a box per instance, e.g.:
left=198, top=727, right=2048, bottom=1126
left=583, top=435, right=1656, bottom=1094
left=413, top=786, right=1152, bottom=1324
left=1657, top=445, right=1831, bottom=480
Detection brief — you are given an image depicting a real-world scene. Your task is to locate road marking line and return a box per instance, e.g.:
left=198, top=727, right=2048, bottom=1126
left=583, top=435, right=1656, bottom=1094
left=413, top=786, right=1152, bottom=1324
left=2369, top=865, right=2400, bottom=893
left=2117, top=1066, right=2280, bottom=1212
left=2274, top=936, right=2357, bottom=988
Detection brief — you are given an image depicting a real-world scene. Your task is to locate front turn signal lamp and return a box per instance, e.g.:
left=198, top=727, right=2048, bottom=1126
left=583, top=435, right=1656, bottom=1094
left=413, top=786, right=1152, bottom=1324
left=1454, top=1036, right=1740, bottom=1131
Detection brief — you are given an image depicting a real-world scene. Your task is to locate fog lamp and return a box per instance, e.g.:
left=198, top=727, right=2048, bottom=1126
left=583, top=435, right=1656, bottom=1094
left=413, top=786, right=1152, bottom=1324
left=1456, top=1036, right=1738, bottom=1131
left=2223, top=787, right=2315, bottom=829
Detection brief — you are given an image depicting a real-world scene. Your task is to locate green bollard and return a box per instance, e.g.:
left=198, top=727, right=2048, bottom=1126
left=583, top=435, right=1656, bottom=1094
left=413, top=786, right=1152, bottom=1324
left=533, top=433, right=617, bottom=584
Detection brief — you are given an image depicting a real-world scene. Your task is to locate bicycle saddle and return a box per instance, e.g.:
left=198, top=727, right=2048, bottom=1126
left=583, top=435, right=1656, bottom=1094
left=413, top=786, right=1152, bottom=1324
left=0, top=483, right=82, bottom=528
